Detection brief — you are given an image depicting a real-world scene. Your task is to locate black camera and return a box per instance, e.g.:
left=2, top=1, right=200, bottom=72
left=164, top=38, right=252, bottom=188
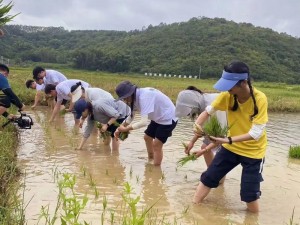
left=2, top=111, right=34, bottom=129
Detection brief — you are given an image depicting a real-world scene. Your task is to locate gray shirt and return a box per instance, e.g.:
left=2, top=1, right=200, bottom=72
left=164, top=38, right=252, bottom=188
left=83, top=99, right=131, bottom=138
left=85, top=88, right=113, bottom=102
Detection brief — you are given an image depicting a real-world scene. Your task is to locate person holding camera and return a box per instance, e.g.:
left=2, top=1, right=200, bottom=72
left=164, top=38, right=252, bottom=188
left=0, top=63, right=25, bottom=119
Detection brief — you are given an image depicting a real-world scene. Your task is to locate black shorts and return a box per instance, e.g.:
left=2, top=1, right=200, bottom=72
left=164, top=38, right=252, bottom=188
left=0, top=95, right=11, bottom=108
left=107, top=118, right=126, bottom=138
left=144, top=120, right=177, bottom=144
left=55, top=96, right=68, bottom=106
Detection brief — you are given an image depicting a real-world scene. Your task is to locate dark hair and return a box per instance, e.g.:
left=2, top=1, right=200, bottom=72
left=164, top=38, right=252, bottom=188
left=32, top=66, right=45, bottom=79
left=0, top=63, right=9, bottom=73
left=44, top=84, right=56, bottom=94
left=186, top=86, right=203, bottom=94
left=70, top=82, right=83, bottom=93
left=86, top=102, right=94, bottom=120
left=225, top=61, right=258, bottom=119
left=25, top=79, right=35, bottom=88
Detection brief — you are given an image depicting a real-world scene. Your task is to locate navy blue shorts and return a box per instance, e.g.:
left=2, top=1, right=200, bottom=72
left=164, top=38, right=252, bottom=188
left=107, top=118, right=126, bottom=138
left=0, top=95, right=11, bottom=108
left=144, top=120, right=177, bottom=144
left=200, top=146, right=264, bottom=203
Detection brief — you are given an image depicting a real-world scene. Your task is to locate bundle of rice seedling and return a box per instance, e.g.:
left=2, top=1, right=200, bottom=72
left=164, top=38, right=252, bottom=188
left=59, top=108, right=67, bottom=116
left=193, top=123, right=205, bottom=135
left=96, top=122, right=111, bottom=139
left=177, top=153, right=197, bottom=167
left=112, top=121, right=129, bottom=141
left=203, top=115, right=230, bottom=137
left=176, top=142, right=198, bottom=167
left=119, top=132, right=129, bottom=141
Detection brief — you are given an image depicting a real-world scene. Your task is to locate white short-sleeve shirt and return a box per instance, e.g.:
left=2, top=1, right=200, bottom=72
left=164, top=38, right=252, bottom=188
left=135, top=88, right=177, bottom=125
left=85, top=88, right=113, bottom=102
left=44, top=70, right=67, bottom=85
left=36, top=83, right=45, bottom=91
left=56, top=79, right=90, bottom=102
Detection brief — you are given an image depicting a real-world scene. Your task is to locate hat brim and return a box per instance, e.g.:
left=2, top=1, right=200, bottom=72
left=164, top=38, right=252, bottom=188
left=71, top=86, right=83, bottom=103
left=115, top=87, right=136, bottom=101
left=175, top=103, right=193, bottom=118
left=213, top=78, right=239, bottom=92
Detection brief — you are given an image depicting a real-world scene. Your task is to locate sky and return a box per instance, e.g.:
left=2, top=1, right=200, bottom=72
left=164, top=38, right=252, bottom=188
left=3, top=0, right=300, bottom=38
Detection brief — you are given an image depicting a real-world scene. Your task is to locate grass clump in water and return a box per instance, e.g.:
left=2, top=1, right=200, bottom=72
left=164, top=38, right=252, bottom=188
left=289, top=145, right=300, bottom=159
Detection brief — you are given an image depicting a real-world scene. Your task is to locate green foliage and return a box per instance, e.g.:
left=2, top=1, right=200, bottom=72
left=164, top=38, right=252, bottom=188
left=38, top=173, right=89, bottom=225
left=289, top=145, right=300, bottom=159
left=1, top=16, right=300, bottom=83
left=0, top=119, right=25, bottom=225
left=203, top=115, right=231, bottom=137
left=0, top=0, right=18, bottom=26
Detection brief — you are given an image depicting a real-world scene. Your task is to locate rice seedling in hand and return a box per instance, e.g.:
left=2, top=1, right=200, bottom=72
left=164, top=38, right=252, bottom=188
left=177, top=142, right=198, bottom=167
left=112, top=121, right=129, bottom=141
left=119, top=131, right=129, bottom=141
left=59, top=108, right=67, bottom=116
left=182, top=142, right=188, bottom=150
left=96, top=122, right=111, bottom=140
left=203, top=115, right=231, bottom=138
left=193, top=123, right=205, bottom=136
left=177, top=153, right=198, bottom=167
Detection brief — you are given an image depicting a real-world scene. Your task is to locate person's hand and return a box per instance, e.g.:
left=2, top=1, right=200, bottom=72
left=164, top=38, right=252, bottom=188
left=193, top=123, right=204, bottom=137
left=78, top=120, right=84, bottom=128
left=114, top=128, right=120, bottom=140
left=194, top=148, right=207, bottom=158
left=19, top=104, right=25, bottom=111
left=185, top=141, right=194, bottom=155
left=100, top=123, right=108, bottom=132
left=117, top=124, right=129, bottom=133
left=8, top=114, right=17, bottom=120
left=208, top=136, right=228, bottom=145
left=64, top=108, right=72, bottom=113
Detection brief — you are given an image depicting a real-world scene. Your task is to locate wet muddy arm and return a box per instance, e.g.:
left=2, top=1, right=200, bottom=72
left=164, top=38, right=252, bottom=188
left=49, top=101, right=62, bottom=122
left=32, top=91, right=42, bottom=109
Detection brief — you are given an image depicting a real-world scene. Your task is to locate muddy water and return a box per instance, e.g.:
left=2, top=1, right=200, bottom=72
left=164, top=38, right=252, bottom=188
left=18, top=109, right=300, bottom=225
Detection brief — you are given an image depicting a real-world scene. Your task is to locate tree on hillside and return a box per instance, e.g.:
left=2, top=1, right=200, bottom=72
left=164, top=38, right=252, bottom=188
left=0, top=0, right=18, bottom=36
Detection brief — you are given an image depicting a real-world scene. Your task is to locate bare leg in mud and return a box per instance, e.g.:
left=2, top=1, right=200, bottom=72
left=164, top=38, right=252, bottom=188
left=111, top=137, right=120, bottom=151
left=144, top=134, right=154, bottom=160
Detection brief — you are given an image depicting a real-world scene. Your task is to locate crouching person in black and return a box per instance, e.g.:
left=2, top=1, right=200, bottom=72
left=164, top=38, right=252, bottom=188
left=0, top=64, right=25, bottom=119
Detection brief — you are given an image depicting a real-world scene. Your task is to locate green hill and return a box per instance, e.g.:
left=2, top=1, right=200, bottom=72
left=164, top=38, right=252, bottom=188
left=1, top=17, right=300, bottom=83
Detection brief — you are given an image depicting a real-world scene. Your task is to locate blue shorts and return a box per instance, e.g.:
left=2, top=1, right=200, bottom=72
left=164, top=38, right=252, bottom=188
left=200, top=146, right=264, bottom=203
left=144, top=120, right=177, bottom=144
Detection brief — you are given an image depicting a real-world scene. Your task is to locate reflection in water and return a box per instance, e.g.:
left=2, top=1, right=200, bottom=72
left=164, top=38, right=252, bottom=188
left=18, top=109, right=300, bottom=225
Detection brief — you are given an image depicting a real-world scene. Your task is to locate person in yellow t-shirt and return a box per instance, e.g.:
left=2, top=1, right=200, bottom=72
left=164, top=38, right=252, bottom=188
left=186, top=61, right=268, bottom=213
